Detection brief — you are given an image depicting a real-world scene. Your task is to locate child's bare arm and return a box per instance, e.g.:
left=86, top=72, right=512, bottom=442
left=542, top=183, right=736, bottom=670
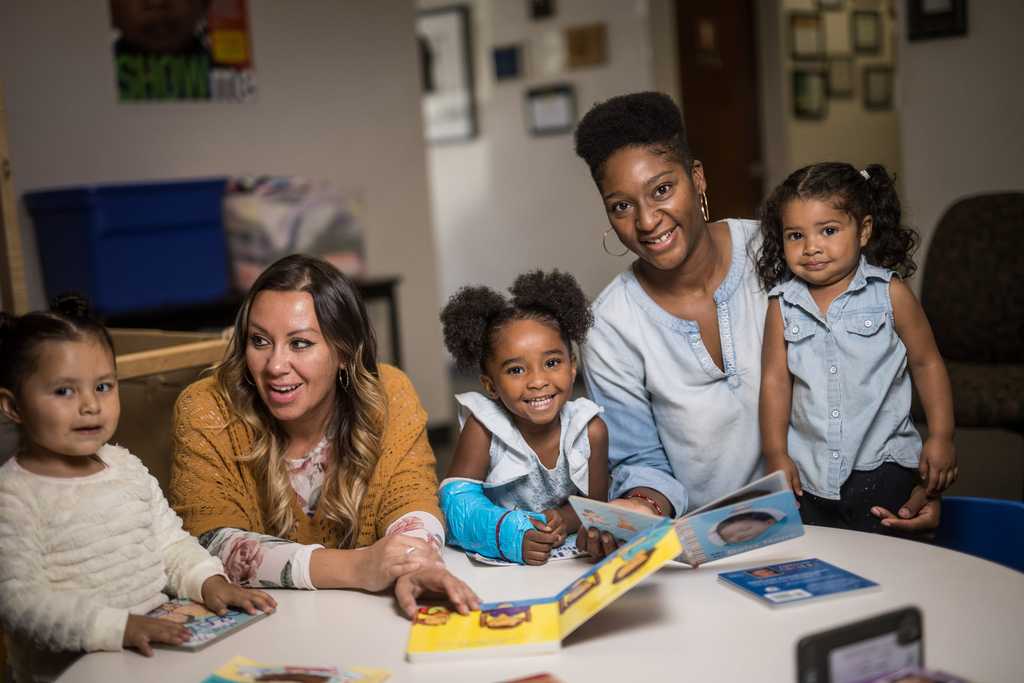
left=586, top=416, right=610, bottom=503
left=445, top=414, right=492, bottom=481
left=760, top=298, right=802, bottom=494
left=890, top=279, right=957, bottom=494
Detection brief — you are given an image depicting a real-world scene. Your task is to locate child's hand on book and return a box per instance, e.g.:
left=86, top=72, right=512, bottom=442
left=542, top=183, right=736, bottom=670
left=541, top=508, right=568, bottom=547
left=920, top=436, right=957, bottom=496
left=123, top=614, right=190, bottom=656
left=764, top=453, right=803, bottom=497
left=200, top=575, right=277, bottom=616
left=523, top=517, right=559, bottom=565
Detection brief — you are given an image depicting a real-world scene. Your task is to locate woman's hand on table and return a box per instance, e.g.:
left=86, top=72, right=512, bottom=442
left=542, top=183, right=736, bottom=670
left=871, top=485, right=941, bottom=533
left=357, top=534, right=441, bottom=592
left=394, top=562, right=481, bottom=619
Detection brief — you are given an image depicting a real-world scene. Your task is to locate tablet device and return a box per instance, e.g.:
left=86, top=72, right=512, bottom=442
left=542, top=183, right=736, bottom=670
left=796, top=606, right=923, bottom=683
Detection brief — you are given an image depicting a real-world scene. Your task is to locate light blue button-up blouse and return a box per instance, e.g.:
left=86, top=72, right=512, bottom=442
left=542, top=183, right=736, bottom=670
left=582, top=219, right=768, bottom=515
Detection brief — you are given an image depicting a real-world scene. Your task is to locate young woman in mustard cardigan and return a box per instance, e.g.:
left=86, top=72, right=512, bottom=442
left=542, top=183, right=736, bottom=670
left=170, top=255, right=478, bottom=618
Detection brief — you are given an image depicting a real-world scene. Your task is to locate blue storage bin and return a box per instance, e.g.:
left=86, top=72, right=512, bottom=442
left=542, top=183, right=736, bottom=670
left=25, top=178, right=230, bottom=315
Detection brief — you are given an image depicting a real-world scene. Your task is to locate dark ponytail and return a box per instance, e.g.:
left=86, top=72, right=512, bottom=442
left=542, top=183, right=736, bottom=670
left=0, top=294, right=115, bottom=393
left=756, top=161, right=918, bottom=290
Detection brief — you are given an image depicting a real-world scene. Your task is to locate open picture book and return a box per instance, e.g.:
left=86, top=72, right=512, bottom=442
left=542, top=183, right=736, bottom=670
left=570, top=470, right=804, bottom=566
left=407, top=473, right=804, bottom=661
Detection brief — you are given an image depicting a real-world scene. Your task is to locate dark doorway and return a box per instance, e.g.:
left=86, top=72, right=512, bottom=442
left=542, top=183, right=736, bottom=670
left=676, top=0, right=763, bottom=220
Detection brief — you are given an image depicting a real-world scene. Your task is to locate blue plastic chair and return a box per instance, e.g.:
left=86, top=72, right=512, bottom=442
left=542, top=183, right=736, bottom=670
left=932, top=496, right=1024, bottom=573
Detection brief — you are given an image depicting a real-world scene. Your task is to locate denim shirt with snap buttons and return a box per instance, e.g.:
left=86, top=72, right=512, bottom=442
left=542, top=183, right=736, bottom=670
left=769, top=257, right=921, bottom=500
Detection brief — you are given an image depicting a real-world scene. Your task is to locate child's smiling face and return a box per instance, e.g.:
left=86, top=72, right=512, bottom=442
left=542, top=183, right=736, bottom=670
left=781, top=197, right=872, bottom=290
left=599, top=146, right=706, bottom=272
left=481, top=319, right=575, bottom=428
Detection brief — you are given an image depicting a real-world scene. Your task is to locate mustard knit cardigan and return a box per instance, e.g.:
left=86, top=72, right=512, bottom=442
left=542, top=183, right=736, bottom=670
left=169, top=364, right=442, bottom=548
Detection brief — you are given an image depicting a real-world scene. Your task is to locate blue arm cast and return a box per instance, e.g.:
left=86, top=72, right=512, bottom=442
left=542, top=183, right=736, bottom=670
left=439, top=479, right=543, bottom=564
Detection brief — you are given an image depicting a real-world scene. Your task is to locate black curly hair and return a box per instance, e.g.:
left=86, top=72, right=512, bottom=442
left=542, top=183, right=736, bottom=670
left=574, top=91, right=693, bottom=185
left=755, top=162, right=919, bottom=291
left=440, top=270, right=593, bottom=374
left=0, top=294, right=115, bottom=394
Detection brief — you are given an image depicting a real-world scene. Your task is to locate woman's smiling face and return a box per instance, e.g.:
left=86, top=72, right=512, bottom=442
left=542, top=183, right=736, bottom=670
left=245, top=290, right=341, bottom=433
left=599, top=146, right=707, bottom=272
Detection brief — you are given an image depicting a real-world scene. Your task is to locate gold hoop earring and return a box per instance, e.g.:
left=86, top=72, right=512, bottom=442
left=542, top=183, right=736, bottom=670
left=338, top=367, right=350, bottom=389
left=602, top=228, right=629, bottom=257
left=699, top=191, right=710, bottom=223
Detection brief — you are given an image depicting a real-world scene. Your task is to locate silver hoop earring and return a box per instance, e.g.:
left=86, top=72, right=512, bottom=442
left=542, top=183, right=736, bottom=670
left=243, top=372, right=255, bottom=387
left=602, top=228, right=629, bottom=257
left=699, top=191, right=710, bottom=223
left=338, top=367, right=350, bottom=389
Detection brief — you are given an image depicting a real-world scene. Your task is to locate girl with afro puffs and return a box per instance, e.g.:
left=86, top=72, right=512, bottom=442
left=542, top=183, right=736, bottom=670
left=438, top=271, right=609, bottom=565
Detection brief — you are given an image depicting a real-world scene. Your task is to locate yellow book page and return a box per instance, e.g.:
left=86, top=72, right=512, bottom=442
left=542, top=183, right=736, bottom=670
left=407, top=601, right=561, bottom=657
left=557, top=522, right=682, bottom=637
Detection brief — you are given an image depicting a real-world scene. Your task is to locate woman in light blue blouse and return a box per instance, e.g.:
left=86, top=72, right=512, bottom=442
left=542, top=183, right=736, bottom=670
left=572, top=92, right=939, bottom=559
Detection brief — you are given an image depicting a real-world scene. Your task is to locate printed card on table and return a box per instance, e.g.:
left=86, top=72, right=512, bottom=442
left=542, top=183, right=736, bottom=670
left=146, top=598, right=269, bottom=651
left=202, top=655, right=390, bottom=682
left=718, top=558, right=879, bottom=606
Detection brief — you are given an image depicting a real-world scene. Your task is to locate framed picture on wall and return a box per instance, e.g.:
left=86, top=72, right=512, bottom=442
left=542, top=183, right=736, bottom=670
left=863, top=66, right=893, bottom=110
left=852, top=11, right=881, bottom=54
left=817, top=0, right=844, bottom=10
left=793, top=68, right=828, bottom=120
left=525, top=84, right=576, bottom=135
left=789, top=13, right=825, bottom=60
left=907, top=0, right=967, bottom=41
left=417, top=5, right=477, bottom=143
left=828, top=59, right=854, bottom=98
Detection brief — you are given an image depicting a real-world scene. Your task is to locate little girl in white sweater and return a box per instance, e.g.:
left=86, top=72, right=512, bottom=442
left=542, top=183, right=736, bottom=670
left=0, top=297, right=276, bottom=682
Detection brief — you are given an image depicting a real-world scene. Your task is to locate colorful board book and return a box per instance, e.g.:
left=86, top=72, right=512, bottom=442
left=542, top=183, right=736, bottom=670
left=146, top=598, right=269, bottom=651
left=468, top=532, right=586, bottom=566
left=201, top=656, right=390, bottom=682
left=570, top=470, right=804, bottom=566
left=406, top=520, right=681, bottom=661
left=718, top=558, right=879, bottom=606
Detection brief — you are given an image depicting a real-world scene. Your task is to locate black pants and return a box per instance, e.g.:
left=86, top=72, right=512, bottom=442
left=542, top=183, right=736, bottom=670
left=799, top=462, right=919, bottom=536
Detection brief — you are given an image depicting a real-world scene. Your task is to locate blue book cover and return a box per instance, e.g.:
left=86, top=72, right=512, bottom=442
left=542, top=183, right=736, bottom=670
left=718, top=558, right=878, bottom=606
left=147, top=598, right=269, bottom=651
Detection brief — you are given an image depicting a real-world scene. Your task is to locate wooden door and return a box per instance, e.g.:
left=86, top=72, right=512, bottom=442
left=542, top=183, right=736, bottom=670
left=676, top=0, right=763, bottom=221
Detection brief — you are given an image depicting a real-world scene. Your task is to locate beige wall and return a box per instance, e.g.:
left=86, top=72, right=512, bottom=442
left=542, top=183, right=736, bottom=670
left=419, top=0, right=665, bottom=303
left=897, top=0, right=1024, bottom=286
left=770, top=0, right=901, bottom=179
left=0, top=0, right=452, bottom=423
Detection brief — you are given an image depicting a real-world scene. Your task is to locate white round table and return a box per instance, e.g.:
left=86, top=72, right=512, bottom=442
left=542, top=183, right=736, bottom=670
left=59, top=527, right=1024, bottom=682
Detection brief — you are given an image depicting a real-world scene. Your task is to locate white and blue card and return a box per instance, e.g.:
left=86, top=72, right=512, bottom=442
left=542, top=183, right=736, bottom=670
left=718, top=558, right=878, bottom=606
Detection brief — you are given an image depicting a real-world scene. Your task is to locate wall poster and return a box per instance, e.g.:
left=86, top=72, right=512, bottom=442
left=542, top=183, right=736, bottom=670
left=111, top=0, right=256, bottom=102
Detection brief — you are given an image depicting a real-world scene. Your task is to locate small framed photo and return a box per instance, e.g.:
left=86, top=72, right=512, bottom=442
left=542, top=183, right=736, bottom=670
left=493, top=44, right=522, bottom=81
left=793, top=68, right=828, bottom=120
left=852, top=11, right=881, bottom=54
left=790, top=13, right=824, bottom=60
left=565, top=23, right=607, bottom=69
left=530, top=0, right=555, bottom=20
left=828, top=59, right=854, bottom=98
left=525, top=84, right=576, bottom=136
left=907, top=0, right=967, bottom=41
left=863, top=66, right=893, bottom=110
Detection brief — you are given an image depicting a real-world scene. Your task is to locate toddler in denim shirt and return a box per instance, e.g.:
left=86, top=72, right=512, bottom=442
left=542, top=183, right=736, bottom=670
left=755, top=162, right=956, bottom=533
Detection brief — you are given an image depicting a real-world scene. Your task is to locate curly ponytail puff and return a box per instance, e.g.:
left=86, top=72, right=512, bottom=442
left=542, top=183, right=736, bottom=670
left=440, top=286, right=509, bottom=371
left=861, top=163, right=919, bottom=279
left=49, top=292, right=94, bottom=320
left=509, top=270, right=593, bottom=348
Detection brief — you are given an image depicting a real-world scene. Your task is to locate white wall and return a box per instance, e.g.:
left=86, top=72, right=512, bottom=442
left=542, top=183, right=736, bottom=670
left=419, top=0, right=663, bottom=304
left=0, top=0, right=452, bottom=423
left=897, top=0, right=1024, bottom=283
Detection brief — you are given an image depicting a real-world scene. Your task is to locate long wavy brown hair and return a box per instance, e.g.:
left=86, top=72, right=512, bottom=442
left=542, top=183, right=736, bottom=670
left=215, top=255, right=386, bottom=547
